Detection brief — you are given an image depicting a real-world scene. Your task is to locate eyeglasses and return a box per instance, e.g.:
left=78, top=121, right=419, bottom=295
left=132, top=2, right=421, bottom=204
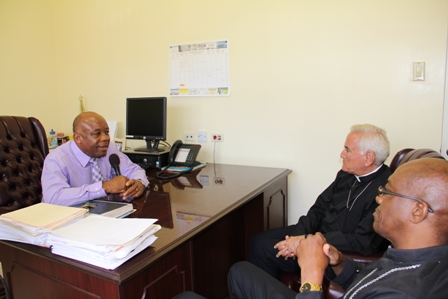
left=377, top=186, right=434, bottom=213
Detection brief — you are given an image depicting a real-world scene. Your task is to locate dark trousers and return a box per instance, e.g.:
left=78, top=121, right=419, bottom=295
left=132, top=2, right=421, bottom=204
left=249, top=224, right=302, bottom=279
left=172, top=261, right=299, bottom=299
left=228, top=261, right=298, bottom=299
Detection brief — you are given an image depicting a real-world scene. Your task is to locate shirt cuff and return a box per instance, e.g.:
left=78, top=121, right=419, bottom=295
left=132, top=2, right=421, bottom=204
left=137, top=179, right=148, bottom=188
left=327, top=257, right=358, bottom=287
left=88, top=181, right=107, bottom=198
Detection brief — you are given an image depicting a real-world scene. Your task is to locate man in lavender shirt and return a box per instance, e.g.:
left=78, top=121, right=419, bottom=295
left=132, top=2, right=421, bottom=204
left=41, top=112, right=149, bottom=206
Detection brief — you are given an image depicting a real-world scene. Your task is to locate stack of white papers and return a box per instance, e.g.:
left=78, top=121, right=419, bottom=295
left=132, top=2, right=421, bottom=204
left=47, top=215, right=161, bottom=270
left=0, top=203, right=87, bottom=246
left=0, top=203, right=161, bottom=270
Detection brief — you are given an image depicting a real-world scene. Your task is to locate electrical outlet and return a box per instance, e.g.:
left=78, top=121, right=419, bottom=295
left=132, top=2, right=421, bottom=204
left=212, top=133, right=224, bottom=142
left=199, top=175, right=209, bottom=186
left=198, top=131, right=207, bottom=142
left=213, top=177, right=226, bottom=185
left=184, top=132, right=195, bottom=142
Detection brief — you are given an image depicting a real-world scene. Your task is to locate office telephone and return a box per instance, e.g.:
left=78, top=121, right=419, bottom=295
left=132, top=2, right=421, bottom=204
left=169, top=140, right=201, bottom=167
left=156, top=140, right=201, bottom=179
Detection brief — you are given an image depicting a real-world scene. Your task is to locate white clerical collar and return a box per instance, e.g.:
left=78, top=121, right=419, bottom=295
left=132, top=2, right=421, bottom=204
left=354, top=164, right=383, bottom=182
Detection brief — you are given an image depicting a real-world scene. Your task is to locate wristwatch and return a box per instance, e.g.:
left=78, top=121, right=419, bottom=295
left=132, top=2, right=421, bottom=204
left=299, top=282, right=323, bottom=293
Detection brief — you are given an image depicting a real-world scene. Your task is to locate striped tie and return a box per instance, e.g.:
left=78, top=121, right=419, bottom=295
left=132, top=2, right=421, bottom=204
left=90, top=158, right=103, bottom=183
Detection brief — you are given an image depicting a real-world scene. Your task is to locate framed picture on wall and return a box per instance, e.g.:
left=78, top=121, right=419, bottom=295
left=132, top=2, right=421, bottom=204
left=112, top=138, right=126, bottom=152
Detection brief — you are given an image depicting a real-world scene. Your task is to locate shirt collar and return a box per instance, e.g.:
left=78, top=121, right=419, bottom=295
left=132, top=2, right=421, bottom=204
left=70, top=141, right=93, bottom=168
left=385, top=244, right=448, bottom=264
left=354, top=164, right=383, bottom=182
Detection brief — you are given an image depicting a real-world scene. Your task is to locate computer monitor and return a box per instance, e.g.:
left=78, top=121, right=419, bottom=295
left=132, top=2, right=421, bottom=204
left=126, top=97, right=167, bottom=152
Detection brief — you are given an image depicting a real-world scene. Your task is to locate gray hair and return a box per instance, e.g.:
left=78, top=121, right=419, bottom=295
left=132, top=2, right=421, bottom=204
left=350, top=124, right=390, bottom=165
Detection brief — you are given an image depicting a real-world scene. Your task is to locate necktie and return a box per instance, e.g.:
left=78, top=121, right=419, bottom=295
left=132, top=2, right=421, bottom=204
left=90, top=158, right=103, bottom=183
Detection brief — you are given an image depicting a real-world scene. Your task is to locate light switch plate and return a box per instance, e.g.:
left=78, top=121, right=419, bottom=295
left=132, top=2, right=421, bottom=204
left=413, top=62, right=425, bottom=81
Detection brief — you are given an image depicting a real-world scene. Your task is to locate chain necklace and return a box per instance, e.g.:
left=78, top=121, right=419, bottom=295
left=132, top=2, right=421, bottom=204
left=346, top=180, right=373, bottom=211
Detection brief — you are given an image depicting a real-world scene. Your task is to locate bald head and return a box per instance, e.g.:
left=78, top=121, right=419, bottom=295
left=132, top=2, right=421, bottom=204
left=374, top=158, right=448, bottom=248
left=395, top=158, right=448, bottom=214
left=73, top=112, right=106, bottom=133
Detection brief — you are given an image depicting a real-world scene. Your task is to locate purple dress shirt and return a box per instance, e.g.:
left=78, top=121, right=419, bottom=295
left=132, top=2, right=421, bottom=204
left=41, top=141, right=149, bottom=206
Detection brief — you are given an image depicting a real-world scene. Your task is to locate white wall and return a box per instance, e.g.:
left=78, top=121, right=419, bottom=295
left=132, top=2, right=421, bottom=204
left=1, top=0, right=447, bottom=224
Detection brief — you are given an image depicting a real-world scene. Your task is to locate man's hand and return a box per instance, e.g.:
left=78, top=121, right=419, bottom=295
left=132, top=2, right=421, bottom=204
left=102, top=177, right=146, bottom=200
left=274, top=235, right=304, bottom=259
left=323, top=243, right=346, bottom=276
left=297, top=233, right=328, bottom=285
left=120, top=179, right=145, bottom=200
left=102, top=176, right=129, bottom=194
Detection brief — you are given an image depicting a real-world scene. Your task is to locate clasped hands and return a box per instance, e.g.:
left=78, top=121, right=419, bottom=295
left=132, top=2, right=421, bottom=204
left=274, top=235, right=305, bottom=260
left=274, top=233, right=344, bottom=274
left=102, top=176, right=145, bottom=200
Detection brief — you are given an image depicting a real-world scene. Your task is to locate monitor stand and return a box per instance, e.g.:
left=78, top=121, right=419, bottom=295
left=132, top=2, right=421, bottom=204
left=134, top=140, right=165, bottom=153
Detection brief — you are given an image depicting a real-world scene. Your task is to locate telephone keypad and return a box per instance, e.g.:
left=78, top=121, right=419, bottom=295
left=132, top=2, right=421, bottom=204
left=187, top=152, right=195, bottom=162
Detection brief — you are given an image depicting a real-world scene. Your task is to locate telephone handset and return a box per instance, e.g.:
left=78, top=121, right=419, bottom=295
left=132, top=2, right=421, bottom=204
left=157, top=140, right=201, bottom=179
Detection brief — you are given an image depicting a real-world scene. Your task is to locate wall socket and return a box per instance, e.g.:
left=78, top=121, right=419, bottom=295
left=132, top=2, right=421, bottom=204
left=184, top=133, right=195, bottom=142
left=199, top=175, right=209, bottom=186
left=213, top=177, right=226, bottom=185
left=198, top=131, right=207, bottom=142
left=212, top=133, right=224, bottom=142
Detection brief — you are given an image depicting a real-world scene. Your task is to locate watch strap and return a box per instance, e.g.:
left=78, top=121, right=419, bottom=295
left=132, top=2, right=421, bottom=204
left=299, top=282, right=323, bottom=292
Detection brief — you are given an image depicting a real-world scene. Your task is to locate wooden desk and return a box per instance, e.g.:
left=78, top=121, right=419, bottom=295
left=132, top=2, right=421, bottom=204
left=0, top=164, right=291, bottom=299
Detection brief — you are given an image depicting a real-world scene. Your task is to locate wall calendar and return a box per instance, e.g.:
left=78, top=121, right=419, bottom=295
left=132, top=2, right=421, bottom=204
left=169, top=40, right=230, bottom=97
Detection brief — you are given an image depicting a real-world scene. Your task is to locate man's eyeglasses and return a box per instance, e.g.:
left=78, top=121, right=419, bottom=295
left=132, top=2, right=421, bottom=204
left=377, top=186, right=434, bottom=213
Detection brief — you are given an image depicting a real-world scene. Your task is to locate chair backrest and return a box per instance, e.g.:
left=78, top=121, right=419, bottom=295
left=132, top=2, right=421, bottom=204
left=0, top=116, right=48, bottom=215
left=389, top=148, right=445, bottom=173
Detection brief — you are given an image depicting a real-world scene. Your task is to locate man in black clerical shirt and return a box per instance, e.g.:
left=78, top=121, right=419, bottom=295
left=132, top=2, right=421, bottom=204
left=249, top=124, right=391, bottom=279
left=225, top=158, right=448, bottom=299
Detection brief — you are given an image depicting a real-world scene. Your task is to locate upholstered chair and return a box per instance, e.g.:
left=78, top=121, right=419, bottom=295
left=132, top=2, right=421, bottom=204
left=0, top=116, right=48, bottom=215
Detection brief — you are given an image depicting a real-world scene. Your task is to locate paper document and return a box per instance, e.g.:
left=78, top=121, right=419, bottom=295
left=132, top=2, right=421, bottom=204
left=49, top=215, right=158, bottom=246
left=0, top=203, right=86, bottom=229
left=51, top=234, right=158, bottom=269
left=47, top=215, right=161, bottom=269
